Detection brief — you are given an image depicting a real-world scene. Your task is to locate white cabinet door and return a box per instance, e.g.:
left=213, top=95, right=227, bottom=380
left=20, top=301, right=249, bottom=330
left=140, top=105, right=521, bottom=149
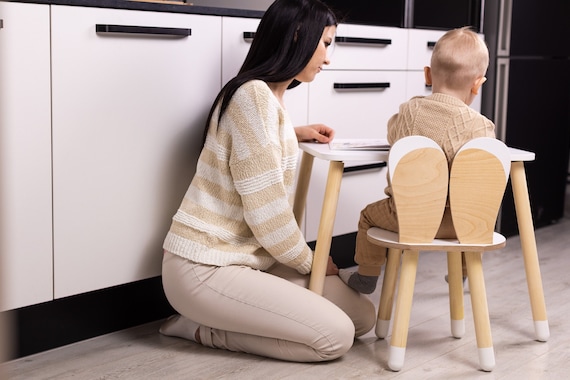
left=308, top=70, right=407, bottom=138
left=328, top=24, right=408, bottom=71
left=0, top=2, right=53, bottom=311
left=221, top=16, right=308, bottom=127
left=51, top=6, right=221, bottom=298
left=303, top=25, right=410, bottom=241
left=407, top=28, right=445, bottom=70
left=305, top=70, right=406, bottom=240
left=406, top=29, right=483, bottom=112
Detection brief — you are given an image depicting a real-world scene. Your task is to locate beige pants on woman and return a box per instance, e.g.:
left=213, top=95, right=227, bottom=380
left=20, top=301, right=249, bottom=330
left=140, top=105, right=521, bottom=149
left=162, top=251, right=376, bottom=362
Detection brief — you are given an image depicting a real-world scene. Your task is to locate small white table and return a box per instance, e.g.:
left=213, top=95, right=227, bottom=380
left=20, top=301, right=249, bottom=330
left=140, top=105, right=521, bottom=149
left=293, top=142, right=549, bottom=342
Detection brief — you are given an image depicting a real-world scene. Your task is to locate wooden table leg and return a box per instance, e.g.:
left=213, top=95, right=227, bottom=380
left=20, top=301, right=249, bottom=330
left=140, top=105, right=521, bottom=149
left=447, top=251, right=465, bottom=338
left=308, top=160, right=344, bottom=295
left=510, top=161, right=549, bottom=341
left=293, top=151, right=314, bottom=227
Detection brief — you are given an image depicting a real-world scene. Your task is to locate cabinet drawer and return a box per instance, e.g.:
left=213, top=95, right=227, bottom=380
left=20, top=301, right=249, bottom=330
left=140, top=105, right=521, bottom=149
left=305, top=161, right=388, bottom=240
left=327, top=24, right=408, bottom=70
left=308, top=70, right=407, bottom=138
left=222, top=16, right=259, bottom=84
left=406, top=70, right=432, bottom=99
left=407, top=29, right=446, bottom=70
left=222, top=16, right=308, bottom=126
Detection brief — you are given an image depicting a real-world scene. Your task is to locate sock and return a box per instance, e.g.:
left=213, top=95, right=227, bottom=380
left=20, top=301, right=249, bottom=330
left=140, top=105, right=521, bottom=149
left=444, top=274, right=467, bottom=284
left=159, top=314, right=200, bottom=342
left=339, top=268, right=378, bottom=294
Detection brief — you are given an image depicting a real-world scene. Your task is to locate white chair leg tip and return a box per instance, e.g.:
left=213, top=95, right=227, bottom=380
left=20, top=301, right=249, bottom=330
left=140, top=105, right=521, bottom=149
left=478, top=347, right=495, bottom=372
left=451, top=319, right=465, bottom=338
left=534, top=320, right=550, bottom=342
left=388, top=346, right=406, bottom=372
left=375, top=319, right=390, bottom=339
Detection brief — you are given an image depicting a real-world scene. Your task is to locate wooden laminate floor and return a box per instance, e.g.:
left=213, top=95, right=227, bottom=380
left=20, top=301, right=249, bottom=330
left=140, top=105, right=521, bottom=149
left=2, top=189, right=569, bottom=379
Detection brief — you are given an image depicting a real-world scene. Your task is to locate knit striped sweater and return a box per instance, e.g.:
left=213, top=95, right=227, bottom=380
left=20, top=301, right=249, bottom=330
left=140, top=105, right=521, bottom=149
left=163, top=80, right=313, bottom=274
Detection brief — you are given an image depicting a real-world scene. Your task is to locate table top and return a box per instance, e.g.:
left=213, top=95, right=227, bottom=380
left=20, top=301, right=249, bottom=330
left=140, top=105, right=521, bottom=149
left=299, top=142, right=535, bottom=162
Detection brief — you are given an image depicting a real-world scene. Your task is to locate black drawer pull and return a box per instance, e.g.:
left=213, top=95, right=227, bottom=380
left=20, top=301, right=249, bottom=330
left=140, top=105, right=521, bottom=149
left=334, top=82, right=390, bottom=90
left=243, top=31, right=256, bottom=40
left=343, top=162, right=387, bottom=174
left=427, top=41, right=437, bottom=48
left=96, top=24, right=191, bottom=37
left=335, top=36, right=392, bottom=45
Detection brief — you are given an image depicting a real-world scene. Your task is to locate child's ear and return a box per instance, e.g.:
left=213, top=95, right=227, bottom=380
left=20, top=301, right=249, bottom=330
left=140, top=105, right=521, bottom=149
left=424, top=66, right=432, bottom=86
left=471, top=76, right=487, bottom=95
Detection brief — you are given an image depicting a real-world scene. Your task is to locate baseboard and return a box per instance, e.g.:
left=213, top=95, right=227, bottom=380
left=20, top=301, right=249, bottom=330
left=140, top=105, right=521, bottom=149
left=4, top=276, right=175, bottom=360
left=308, top=232, right=357, bottom=269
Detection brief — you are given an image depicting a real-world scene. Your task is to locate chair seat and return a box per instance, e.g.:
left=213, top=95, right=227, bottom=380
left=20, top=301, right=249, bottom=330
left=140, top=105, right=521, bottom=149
left=367, top=227, right=506, bottom=252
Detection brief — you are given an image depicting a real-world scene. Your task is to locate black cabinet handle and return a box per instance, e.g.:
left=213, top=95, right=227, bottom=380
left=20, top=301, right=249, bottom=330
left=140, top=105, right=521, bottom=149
left=335, top=36, right=392, bottom=45
left=243, top=31, right=256, bottom=40
left=334, top=82, right=390, bottom=90
left=343, top=162, right=387, bottom=174
left=427, top=41, right=437, bottom=48
left=96, top=24, right=191, bottom=37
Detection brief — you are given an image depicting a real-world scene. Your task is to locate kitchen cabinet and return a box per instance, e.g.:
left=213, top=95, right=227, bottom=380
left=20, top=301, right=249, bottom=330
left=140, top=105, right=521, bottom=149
left=406, top=28, right=483, bottom=110
left=0, top=2, right=53, bottom=311
left=50, top=5, right=222, bottom=298
left=1, top=1, right=490, bottom=310
left=304, top=24, right=409, bottom=241
left=221, top=16, right=308, bottom=128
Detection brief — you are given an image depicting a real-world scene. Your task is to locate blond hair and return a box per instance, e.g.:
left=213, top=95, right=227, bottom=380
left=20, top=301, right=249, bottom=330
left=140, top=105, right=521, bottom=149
left=430, top=27, right=489, bottom=91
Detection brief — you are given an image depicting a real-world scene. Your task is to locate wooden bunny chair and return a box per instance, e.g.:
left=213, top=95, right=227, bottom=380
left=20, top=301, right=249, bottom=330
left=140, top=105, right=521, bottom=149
left=367, top=136, right=510, bottom=372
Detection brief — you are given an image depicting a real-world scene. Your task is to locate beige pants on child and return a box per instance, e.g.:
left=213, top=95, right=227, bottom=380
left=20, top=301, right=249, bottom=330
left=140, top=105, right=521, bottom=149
left=355, top=198, right=456, bottom=277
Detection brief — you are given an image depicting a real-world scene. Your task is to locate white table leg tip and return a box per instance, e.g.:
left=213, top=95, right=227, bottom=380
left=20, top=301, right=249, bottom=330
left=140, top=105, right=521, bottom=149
left=375, top=319, right=390, bottom=339
left=451, top=319, right=465, bottom=338
left=478, top=347, right=495, bottom=372
left=388, top=346, right=406, bottom=372
left=534, top=320, right=550, bottom=342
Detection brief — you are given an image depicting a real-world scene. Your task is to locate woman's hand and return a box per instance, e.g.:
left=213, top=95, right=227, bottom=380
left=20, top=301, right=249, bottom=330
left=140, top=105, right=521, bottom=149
left=295, top=124, right=335, bottom=143
left=326, top=256, right=339, bottom=276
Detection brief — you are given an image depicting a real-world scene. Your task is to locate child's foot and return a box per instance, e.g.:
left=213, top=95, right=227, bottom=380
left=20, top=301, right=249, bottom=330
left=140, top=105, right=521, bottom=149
left=339, top=269, right=378, bottom=294
left=159, top=314, right=200, bottom=343
left=444, top=274, right=467, bottom=286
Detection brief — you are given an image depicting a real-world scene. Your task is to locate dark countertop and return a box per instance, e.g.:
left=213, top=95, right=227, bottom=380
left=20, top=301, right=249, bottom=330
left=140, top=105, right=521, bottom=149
left=2, top=0, right=265, bottom=18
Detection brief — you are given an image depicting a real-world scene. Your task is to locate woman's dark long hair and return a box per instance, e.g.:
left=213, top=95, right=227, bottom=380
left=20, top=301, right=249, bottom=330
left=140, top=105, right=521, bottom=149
left=201, top=0, right=337, bottom=144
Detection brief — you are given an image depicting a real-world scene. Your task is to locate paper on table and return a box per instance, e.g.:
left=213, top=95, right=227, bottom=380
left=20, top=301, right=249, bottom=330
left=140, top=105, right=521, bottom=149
left=329, top=138, right=390, bottom=151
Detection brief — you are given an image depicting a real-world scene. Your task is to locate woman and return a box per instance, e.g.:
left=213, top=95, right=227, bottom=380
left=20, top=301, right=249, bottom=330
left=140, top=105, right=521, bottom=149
left=160, top=0, right=376, bottom=362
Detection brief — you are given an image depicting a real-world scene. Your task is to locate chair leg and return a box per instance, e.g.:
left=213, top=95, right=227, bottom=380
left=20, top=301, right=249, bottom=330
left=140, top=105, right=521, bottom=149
left=464, top=251, right=495, bottom=372
left=376, top=248, right=401, bottom=339
left=388, top=249, right=419, bottom=372
left=447, top=251, right=465, bottom=338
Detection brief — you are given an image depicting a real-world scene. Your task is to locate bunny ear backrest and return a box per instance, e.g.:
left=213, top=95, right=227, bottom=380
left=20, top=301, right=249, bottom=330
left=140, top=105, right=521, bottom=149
left=389, top=136, right=449, bottom=243
left=449, top=138, right=511, bottom=244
